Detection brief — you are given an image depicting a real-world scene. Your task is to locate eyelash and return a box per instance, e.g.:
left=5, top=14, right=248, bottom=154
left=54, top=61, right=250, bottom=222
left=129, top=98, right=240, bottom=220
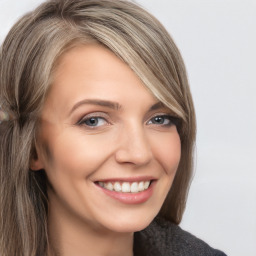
left=78, top=113, right=109, bottom=128
left=78, top=114, right=178, bottom=128
left=147, top=114, right=177, bottom=127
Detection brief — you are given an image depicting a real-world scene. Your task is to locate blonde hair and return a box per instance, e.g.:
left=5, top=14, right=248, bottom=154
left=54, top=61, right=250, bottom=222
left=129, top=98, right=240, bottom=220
left=0, top=0, right=196, bottom=255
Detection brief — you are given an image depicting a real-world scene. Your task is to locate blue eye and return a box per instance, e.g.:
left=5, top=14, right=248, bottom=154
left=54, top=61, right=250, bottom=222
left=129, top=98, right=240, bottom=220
left=80, top=117, right=107, bottom=127
left=148, top=115, right=175, bottom=126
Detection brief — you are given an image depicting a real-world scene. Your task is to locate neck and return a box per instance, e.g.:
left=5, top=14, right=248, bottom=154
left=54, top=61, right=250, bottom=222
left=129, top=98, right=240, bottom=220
left=47, top=199, right=134, bottom=256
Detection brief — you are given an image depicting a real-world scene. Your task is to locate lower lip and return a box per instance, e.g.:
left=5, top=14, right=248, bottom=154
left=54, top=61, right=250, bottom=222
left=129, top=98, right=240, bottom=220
left=96, top=181, right=156, bottom=204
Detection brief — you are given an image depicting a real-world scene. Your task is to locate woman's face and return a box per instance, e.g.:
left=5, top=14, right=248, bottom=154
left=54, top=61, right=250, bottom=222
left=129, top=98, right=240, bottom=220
left=34, top=44, right=181, bottom=233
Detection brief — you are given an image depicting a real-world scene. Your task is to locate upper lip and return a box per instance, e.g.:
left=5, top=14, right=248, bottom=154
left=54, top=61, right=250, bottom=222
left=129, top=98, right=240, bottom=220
left=94, top=176, right=157, bottom=183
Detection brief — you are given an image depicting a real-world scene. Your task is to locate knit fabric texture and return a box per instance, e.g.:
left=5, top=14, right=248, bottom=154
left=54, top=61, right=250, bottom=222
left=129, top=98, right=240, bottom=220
left=133, top=217, right=227, bottom=256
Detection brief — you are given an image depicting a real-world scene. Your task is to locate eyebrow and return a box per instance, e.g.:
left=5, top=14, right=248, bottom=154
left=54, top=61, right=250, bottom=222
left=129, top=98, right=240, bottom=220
left=70, top=99, right=122, bottom=114
left=149, top=101, right=166, bottom=111
left=70, top=99, right=166, bottom=115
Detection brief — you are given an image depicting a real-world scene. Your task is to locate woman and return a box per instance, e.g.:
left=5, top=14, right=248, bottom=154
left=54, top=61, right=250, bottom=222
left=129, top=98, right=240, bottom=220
left=0, top=0, right=226, bottom=255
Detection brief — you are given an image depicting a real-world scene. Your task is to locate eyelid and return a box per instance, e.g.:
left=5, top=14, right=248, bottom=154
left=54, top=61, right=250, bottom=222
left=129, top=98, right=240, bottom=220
left=148, top=112, right=175, bottom=120
left=77, top=112, right=111, bottom=125
left=146, top=113, right=179, bottom=125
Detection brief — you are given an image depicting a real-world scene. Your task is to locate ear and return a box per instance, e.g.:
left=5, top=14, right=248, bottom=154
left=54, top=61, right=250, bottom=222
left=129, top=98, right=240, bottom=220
left=30, top=159, right=44, bottom=171
left=30, top=146, right=44, bottom=171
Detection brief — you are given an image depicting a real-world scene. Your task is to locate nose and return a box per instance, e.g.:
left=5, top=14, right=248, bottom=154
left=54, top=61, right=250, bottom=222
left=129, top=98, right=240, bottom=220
left=115, top=124, right=153, bottom=166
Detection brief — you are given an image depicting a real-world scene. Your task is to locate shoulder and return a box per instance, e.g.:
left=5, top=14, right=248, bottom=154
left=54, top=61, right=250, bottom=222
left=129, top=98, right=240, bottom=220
left=134, top=217, right=227, bottom=256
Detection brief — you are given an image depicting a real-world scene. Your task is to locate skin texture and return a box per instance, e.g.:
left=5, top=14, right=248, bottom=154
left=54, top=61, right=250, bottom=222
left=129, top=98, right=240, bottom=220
left=31, top=44, right=181, bottom=256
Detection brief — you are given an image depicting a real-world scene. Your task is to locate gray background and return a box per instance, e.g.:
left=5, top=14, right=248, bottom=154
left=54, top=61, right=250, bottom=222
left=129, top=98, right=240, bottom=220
left=1, top=1, right=255, bottom=255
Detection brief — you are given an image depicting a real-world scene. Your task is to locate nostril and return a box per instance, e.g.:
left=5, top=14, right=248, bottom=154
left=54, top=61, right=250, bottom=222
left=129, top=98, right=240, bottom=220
left=115, top=148, right=152, bottom=166
left=114, top=128, right=153, bottom=165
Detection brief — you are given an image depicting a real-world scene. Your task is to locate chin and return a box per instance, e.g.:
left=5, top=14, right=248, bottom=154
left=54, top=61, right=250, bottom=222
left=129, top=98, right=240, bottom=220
left=99, top=211, right=157, bottom=233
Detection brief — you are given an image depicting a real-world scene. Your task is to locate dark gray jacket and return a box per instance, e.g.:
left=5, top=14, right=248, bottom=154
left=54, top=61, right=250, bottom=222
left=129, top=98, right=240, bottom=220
left=134, top=217, right=227, bottom=256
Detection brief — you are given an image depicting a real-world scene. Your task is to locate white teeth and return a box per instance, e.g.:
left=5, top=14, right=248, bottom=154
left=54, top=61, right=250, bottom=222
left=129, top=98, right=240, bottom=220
left=114, top=182, right=122, bottom=192
left=122, top=182, right=131, bottom=193
left=144, top=181, right=150, bottom=190
left=130, top=182, right=139, bottom=193
left=98, top=180, right=152, bottom=193
left=98, top=181, right=104, bottom=188
left=138, top=181, right=144, bottom=191
left=105, top=182, right=113, bottom=191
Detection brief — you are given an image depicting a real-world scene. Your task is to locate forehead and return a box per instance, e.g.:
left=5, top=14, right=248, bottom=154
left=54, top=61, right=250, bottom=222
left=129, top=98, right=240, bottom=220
left=41, top=44, right=160, bottom=119
left=53, top=44, right=130, bottom=83
left=51, top=43, right=149, bottom=96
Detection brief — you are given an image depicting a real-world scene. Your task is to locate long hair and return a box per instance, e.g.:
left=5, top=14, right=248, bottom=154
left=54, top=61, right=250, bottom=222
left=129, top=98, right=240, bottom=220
left=0, top=0, right=196, bottom=255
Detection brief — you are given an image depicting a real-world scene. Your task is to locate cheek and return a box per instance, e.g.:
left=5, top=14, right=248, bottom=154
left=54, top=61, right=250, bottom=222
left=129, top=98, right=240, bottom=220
left=151, top=130, right=181, bottom=175
left=41, top=129, right=115, bottom=178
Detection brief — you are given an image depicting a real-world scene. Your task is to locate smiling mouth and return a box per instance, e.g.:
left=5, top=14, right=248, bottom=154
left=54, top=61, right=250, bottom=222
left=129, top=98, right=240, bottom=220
left=95, top=180, right=153, bottom=193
